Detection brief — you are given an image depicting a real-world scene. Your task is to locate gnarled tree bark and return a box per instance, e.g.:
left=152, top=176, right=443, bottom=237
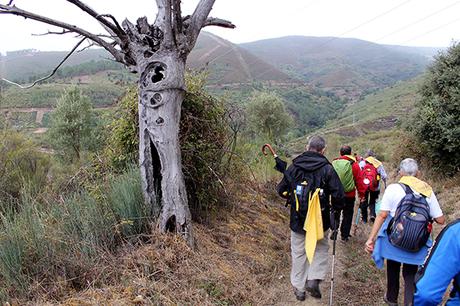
left=0, top=0, right=234, bottom=246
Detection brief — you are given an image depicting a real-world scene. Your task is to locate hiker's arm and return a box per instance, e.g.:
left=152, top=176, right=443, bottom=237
left=379, top=165, right=388, bottom=182
left=327, top=165, right=345, bottom=210
left=434, top=215, right=445, bottom=225
left=277, top=173, right=290, bottom=198
left=414, top=224, right=460, bottom=305
left=365, top=210, right=389, bottom=253
left=429, top=193, right=445, bottom=225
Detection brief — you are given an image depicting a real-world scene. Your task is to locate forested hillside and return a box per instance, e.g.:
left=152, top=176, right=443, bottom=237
left=241, top=36, right=436, bottom=99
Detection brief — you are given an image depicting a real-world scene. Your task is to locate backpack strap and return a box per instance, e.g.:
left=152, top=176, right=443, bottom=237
left=399, top=183, right=413, bottom=195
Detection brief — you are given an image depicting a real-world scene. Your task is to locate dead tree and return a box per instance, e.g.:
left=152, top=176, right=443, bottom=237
left=0, top=0, right=234, bottom=246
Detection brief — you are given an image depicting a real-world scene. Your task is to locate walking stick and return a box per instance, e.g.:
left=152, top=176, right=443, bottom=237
left=329, top=224, right=338, bottom=306
left=353, top=207, right=361, bottom=236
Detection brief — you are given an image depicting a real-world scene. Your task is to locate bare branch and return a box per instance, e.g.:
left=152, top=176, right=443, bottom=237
left=204, top=17, right=235, bottom=29
left=98, top=14, right=124, bottom=34
left=0, top=4, right=124, bottom=63
left=172, top=0, right=183, bottom=34
left=155, top=0, right=174, bottom=45
left=65, top=0, right=125, bottom=38
left=188, top=0, right=234, bottom=50
left=1, top=38, right=86, bottom=89
left=32, top=29, right=72, bottom=36
left=77, top=41, right=97, bottom=53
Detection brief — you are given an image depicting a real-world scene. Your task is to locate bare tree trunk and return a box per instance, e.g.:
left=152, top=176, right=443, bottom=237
left=126, top=19, right=194, bottom=245
left=133, top=36, right=193, bottom=245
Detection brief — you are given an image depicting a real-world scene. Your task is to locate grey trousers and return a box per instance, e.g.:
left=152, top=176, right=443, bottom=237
left=290, top=230, right=330, bottom=291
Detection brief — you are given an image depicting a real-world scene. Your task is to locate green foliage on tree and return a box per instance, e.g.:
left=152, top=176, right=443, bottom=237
left=277, top=88, right=343, bottom=134
left=0, top=130, right=50, bottom=201
left=47, top=88, right=97, bottom=160
left=246, top=91, right=293, bottom=143
left=412, top=43, right=460, bottom=174
left=106, top=73, right=231, bottom=222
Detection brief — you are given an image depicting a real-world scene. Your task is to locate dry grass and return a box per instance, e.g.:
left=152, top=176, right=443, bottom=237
left=7, top=172, right=459, bottom=305
left=9, top=182, right=291, bottom=305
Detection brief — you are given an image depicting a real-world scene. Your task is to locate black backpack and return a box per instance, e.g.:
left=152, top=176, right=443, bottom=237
left=387, top=183, right=432, bottom=252
left=288, top=167, right=324, bottom=218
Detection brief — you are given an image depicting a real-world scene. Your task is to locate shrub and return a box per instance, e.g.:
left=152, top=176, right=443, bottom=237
left=0, top=130, right=50, bottom=202
left=245, top=91, right=293, bottom=143
left=411, top=42, right=460, bottom=174
left=106, top=73, right=231, bottom=222
left=47, top=88, right=100, bottom=160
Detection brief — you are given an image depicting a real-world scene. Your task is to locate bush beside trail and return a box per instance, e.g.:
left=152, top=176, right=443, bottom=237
left=410, top=42, right=460, bottom=175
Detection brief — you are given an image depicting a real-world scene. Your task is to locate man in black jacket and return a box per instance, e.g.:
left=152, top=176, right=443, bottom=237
left=277, top=135, right=345, bottom=301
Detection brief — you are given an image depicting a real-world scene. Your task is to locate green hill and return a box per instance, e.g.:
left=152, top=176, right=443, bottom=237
left=240, top=36, right=433, bottom=100
left=0, top=70, right=130, bottom=108
left=188, top=32, right=295, bottom=84
left=0, top=49, right=110, bottom=82
left=287, top=77, right=422, bottom=160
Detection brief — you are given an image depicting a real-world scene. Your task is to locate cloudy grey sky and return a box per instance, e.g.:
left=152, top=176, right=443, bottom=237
left=1, top=0, right=459, bottom=54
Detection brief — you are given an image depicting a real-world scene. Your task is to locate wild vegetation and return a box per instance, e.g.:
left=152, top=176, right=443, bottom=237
left=410, top=42, right=460, bottom=175
left=0, top=22, right=459, bottom=304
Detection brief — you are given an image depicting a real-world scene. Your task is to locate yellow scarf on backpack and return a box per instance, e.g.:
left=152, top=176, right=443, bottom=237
left=365, top=156, right=382, bottom=168
left=303, top=188, right=324, bottom=264
left=399, top=176, right=433, bottom=198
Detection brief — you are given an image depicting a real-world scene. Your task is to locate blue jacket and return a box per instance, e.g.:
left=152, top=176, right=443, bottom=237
left=372, top=217, right=432, bottom=269
left=414, top=219, right=460, bottom=305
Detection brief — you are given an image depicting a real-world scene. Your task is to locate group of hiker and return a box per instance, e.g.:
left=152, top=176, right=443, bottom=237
left=273, top=135, right=459, bottom=305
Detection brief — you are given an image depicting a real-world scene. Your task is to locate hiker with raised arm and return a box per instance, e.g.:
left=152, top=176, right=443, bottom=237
left=414, top=219, right=460, bottom=305
left=277, top=135, right=345, bottom=301
left=332, top=145, right=366, bottom=241
left=364, top=158, right=445, bottom=306
left=359, top=149, right=387, bottom=223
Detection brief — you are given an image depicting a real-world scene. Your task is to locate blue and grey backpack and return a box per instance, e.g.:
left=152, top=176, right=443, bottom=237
left=387, top=183, right=432, bottom=252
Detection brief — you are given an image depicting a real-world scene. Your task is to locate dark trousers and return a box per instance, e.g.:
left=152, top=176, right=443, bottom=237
left=336, top=197, right=355, bottom=239
left=360, top=190, right=379, bottom=222
left=386, top=259, right=418, bottom=305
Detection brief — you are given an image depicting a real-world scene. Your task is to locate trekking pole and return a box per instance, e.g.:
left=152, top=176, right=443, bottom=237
left=329, top=226, right=338, bottom=306
left=353, top=207, right=361, bottom=236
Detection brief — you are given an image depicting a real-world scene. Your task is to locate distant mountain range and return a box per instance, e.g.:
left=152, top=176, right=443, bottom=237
left=240, top=36, right=439, bottom=99
left=0, top=32, right=443, bottom=100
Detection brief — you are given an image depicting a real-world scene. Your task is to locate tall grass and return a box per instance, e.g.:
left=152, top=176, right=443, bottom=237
left=108, top=167, right=150, bottom=237
left=0, top=166, right=152, bottom=300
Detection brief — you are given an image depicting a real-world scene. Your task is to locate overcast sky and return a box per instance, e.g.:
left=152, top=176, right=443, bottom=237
left=0, top=0, right=459, bottom=54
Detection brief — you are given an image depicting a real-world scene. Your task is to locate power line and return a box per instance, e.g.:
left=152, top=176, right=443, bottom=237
left=403, top=16, right=460, bottom=45
left=251, top=0, right=414, bottom=82
left=375, top=0, right=460, bottom=43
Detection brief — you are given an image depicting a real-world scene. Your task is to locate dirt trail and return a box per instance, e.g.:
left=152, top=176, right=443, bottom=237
left=270, top=212, right=386, bottom=306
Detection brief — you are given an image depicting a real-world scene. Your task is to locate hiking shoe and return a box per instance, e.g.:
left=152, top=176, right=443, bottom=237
left=383, top=294, right=398, bottom=306
left=341, top=235, right=350, bottom=242
left=293, top=288, right=306, bottom=301
left=306, top=280, right=321, bottom=299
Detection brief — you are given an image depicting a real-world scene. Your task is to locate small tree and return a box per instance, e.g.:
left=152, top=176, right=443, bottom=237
left=48, top=88, right=93, bottom=160
left=246, top=92, right=293, bottom=143
left=412, top=42, right=460, bottom=174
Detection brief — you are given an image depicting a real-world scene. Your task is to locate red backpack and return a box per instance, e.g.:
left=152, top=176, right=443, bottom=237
left=362, top=162, right=380, bottom=191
